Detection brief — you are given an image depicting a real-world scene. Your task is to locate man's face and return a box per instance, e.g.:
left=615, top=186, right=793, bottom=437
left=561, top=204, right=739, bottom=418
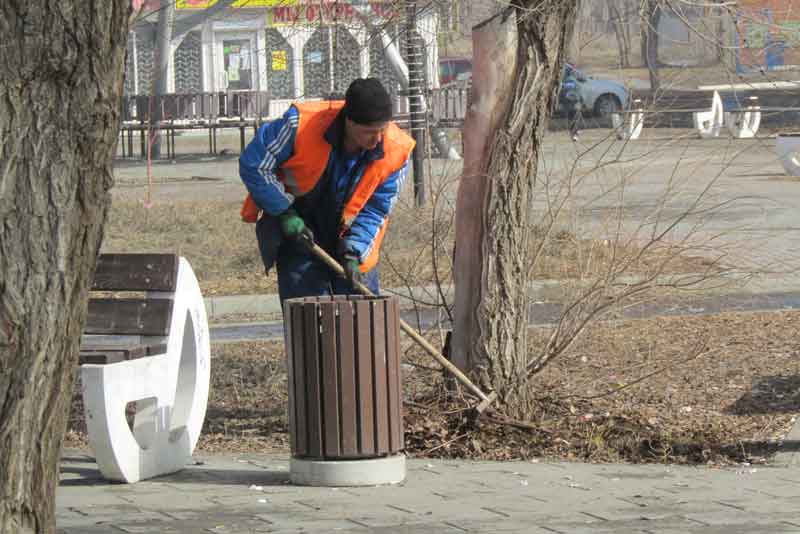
left=345, top=118, right=389, bottom=151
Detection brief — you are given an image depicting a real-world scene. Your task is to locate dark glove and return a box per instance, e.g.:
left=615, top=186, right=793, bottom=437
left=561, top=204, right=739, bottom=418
left=279, top=208, right=311, bottom=242
left=342, top=253, right=363, bottom=288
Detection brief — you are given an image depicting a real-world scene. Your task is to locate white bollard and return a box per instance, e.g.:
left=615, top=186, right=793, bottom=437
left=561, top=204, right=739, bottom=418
left=776, top=133, right=800, bottom=177
left=694, top=91, right=724, bottom=139
left=81, top=257, right=210, bottom=483
left=725, top=96, right=761, bottom=138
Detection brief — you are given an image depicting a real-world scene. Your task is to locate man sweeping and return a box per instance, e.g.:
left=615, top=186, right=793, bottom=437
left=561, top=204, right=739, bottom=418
left=239, top=78, right=414, bottom=301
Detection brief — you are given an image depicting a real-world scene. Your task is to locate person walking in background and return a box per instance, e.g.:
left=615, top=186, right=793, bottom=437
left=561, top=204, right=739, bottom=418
left=560, top=70, right=583, bottom=142
left=239, top=78, right=415, bottom=302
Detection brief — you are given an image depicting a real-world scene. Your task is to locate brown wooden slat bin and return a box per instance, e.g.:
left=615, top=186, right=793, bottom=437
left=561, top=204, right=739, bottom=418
left=284, top=295, right=403, bottom=460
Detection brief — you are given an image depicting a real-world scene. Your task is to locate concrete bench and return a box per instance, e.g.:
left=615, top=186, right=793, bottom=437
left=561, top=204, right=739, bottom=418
left=79, top=253, right=210, bottom=483
left=613, top=90, right=724, bottom=140
left=611, top=98, right=645, bottom=140
left=720, top=95, right=761, bottom=138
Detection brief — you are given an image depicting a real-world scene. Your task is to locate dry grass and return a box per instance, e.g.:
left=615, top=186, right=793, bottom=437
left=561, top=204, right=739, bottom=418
left=103, top=200, right=268, bottom=296
left=102, top=196, right=715, bottom=297
left=65, top=309, right=800, bottom=464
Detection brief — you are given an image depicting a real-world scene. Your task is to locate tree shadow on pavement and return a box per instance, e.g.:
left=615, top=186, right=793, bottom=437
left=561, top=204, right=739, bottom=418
left=60, top=460, right=290, bottom=487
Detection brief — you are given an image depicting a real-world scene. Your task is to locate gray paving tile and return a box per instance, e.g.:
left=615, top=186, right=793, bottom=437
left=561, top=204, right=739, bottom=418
left=57, top=451, right=800, bottom=534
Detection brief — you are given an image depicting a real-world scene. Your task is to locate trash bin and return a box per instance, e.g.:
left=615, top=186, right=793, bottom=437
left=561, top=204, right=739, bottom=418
left=283, top=295, right=405, bottom=486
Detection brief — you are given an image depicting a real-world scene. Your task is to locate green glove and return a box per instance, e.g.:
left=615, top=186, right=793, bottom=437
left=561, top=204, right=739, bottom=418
left=342, top=253, right=363, bottom=288
left=279, top=208, right=306, bottom=240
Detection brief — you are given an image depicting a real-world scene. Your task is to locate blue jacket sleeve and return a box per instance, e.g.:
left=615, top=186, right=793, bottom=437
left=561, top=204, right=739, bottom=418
left=343, top=160, right=409, bottom=263
left=239, top=107, right=298, bottom=216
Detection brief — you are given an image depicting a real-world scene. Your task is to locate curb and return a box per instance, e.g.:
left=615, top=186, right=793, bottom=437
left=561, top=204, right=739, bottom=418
left=203, top=272, right=800, bottom=321
left=205, top=293, right=282, bottom=319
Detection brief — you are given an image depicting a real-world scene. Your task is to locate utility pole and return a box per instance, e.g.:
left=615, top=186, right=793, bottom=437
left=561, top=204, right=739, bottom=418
left=405, top=0, right=427, bottom=207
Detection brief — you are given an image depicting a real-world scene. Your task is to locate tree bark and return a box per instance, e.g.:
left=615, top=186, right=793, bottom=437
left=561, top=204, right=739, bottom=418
left=149, top=0, right=174, bottom=159
left=640, top=0, right=661, bottom=90
left=452, top=0, right=578, bottom=417
left=0, top=3, right=130, bottom=532
left=609, top=2, right=630, bottom=68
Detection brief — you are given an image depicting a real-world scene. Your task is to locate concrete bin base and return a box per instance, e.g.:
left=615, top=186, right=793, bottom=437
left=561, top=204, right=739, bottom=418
left=290, top=454, right=406, bottom=487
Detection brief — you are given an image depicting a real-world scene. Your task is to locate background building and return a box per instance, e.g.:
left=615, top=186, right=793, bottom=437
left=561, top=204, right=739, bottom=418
left=125, top=0, right=439, bottom=117
left=734, top=0, right=800, bottom=73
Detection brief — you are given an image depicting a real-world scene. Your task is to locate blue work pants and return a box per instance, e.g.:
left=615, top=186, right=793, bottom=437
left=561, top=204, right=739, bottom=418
left=276, top=239, right=380, bottom=302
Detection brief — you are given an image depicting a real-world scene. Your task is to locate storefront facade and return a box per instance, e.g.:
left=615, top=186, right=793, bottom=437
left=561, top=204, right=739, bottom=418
left=125, top=1, right=438, bottom=117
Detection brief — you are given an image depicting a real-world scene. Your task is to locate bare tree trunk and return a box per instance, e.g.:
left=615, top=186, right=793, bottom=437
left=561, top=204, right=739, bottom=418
left=0, top=3, right=129, bottom=532
left=640, top=0, right=661, bottom=90
left=621, top=4, right=632, bottom=64
left=609, top=2, right=630, bottom=67
left=150, top=0, right=174, bottom=159
left=716, top=6, right=726, bottom=64
left=452, top=0, right=579, bottom=417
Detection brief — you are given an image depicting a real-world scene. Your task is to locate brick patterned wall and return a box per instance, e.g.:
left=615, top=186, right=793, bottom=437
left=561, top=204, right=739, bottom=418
left=124, top=38, right=136, bottom=96
left=265, top=28, right=294, bottom=99
left=174, top=31, right=203, bottom=93
left=303, top=27, right=331, bottom=98
left=123, top=19, right=421, bottom=100
left=332, top=26, right=362, bottom=95
left=135, top=31, right=154, bottom=94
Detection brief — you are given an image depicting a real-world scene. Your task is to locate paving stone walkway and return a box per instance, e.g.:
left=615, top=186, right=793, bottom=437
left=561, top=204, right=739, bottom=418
left=58, top=449, right=800, bottom=533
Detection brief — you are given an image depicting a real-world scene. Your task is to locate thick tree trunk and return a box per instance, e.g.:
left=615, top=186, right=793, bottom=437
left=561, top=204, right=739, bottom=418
left=452, top=1, right=578, bottom=417
left=0, top=3, right=129, bottom=532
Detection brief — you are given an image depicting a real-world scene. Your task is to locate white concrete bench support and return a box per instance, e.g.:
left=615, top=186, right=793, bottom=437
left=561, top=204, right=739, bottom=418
left=693, top=91, right=724, bottom=139
left=612, top=99, right=644, bottom=141
left=724, top=96, right=761, bottom=138
left=81, top=256, right=210, bottom=483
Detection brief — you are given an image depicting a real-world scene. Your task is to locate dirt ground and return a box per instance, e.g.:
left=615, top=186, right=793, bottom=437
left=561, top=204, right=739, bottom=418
left=90, top=115, right=800, bottom=466
left=106, top=140, right=722, bottom=298
left=65, top=309, right=800, bottom=465
left=102, top=198, right=717, bottom=298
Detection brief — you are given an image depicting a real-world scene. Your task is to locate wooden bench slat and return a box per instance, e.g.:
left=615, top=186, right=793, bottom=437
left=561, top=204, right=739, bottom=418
left=93, top=254, right=179, bottom=292
left=85, top=298, right=173, bottom=336
left=79, top=343, right=167, bottom=364
left=629, top=89, right=715, bottom=112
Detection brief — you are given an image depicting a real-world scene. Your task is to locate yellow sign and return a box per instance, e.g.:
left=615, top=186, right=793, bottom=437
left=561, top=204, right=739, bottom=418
left=271, top=50, right=287, bottom=71
left=177, top=0, right=295, bottom=8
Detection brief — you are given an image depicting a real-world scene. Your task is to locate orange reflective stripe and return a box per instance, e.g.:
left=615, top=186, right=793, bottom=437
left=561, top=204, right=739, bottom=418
left=341, top=123, right=415, bottom=226
left=240, top=193, right=260, bottom=223
left=346, top=124, right=414, bottom=273
left=241, top=103, right=414, bottom=274
left=281, top=101, right=342, bottom=194
left=359, top=221, right=388, bottom=272
left=240, top=102, right=341, bottom=223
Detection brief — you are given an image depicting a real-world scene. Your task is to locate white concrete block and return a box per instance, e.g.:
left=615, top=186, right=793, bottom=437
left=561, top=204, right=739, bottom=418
left=290, top=454, right=406, bottom=486
left=777, top=133, right=800, bottom=177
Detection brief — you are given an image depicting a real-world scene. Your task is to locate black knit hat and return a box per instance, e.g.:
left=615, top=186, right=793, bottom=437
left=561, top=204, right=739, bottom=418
left=344, top=78, right=393, bottom=125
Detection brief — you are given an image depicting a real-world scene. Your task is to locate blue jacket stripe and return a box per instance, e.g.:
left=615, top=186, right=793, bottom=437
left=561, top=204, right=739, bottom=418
left=240, top=108, right=299, bottom=216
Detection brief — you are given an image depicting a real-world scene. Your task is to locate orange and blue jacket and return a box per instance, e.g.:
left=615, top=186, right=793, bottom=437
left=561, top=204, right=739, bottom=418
left=239, top=101, right=414, bottom=272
